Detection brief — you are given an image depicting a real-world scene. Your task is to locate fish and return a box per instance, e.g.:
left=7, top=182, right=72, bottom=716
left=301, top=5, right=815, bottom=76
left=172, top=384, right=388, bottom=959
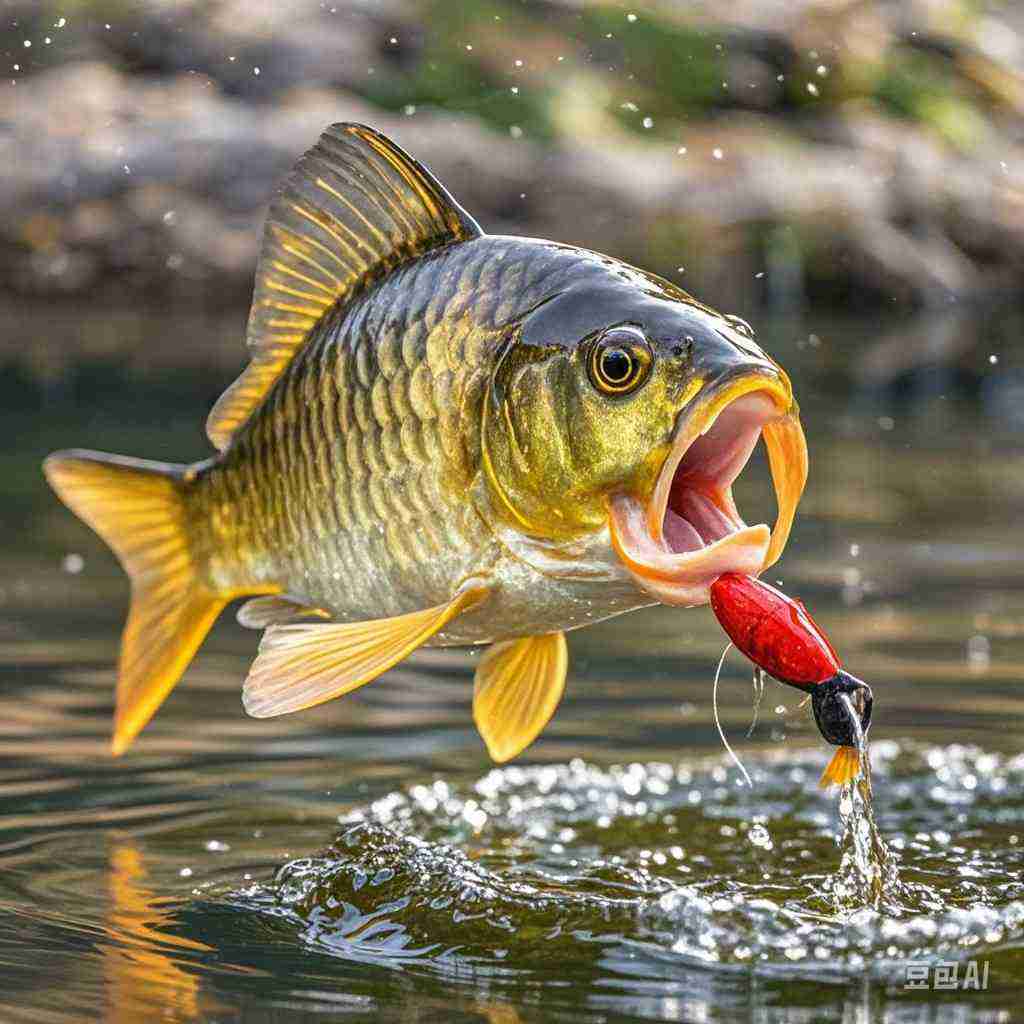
left=43, top=122, right=808, bottom=760
left=709, top=572, right=873, bottom=786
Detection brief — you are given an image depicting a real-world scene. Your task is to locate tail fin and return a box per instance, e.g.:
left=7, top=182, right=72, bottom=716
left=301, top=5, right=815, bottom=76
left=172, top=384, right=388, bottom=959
left=819, top=745, right=862, bottom=788
left=44, top=450, right=229, bottom=755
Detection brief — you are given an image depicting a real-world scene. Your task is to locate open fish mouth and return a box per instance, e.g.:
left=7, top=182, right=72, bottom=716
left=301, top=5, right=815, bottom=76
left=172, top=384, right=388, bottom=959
left=609, top=375, right=808, bottom=606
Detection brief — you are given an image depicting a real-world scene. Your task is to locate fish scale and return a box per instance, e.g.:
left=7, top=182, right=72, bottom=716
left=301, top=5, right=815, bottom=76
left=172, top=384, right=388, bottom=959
left=195, top=240, right=521, bottom=619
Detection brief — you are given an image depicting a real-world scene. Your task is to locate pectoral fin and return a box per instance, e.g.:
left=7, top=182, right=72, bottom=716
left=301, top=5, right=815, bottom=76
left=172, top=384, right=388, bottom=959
left=473, top=633, right=568, bottom=763
left=242, top=585, right=489, bottom=718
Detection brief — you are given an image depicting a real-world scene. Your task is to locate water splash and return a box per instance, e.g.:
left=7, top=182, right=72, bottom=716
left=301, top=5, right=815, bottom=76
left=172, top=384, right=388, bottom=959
left=225, top=745, right=1024, bottom=980
left=826, top=752, right=905, bottom=911
left=822, top=694, right=903, bottom=910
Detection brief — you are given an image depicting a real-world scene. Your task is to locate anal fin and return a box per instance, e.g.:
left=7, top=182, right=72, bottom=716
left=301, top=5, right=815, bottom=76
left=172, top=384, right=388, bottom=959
left=237, top=595, right=330, bottom=629
left=473, top=633, right=568, bottom=763
left=243, top=585, right=489, bottom=718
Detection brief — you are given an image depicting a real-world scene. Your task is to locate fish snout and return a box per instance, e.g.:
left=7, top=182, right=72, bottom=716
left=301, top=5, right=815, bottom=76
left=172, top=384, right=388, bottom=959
left=685, top=314, right=792, bottom=405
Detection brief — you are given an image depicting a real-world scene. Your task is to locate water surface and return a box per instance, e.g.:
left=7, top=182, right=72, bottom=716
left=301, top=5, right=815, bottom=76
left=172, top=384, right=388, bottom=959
left=1, top=308, right=1022, bottom=1022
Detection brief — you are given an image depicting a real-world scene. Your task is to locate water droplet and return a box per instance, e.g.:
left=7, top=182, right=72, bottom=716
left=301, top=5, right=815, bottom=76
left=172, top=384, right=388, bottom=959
left=967, top=635, right=991, bottom=674
left=205, top=839, right=230, bottom=853
left=712, top=147, right=723, bottom=160
left=806, top=82, right=819, bottom=96
left=61, top=553, right=84, bottom=574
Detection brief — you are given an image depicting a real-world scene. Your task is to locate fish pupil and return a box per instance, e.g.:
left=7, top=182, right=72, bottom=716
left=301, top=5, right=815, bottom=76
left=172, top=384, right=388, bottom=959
left=601, top=348, right=632, bottom=383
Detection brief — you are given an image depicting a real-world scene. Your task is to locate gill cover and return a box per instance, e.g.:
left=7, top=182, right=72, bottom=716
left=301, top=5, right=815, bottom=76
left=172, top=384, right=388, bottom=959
left=481, top=340, right=671, bottom=539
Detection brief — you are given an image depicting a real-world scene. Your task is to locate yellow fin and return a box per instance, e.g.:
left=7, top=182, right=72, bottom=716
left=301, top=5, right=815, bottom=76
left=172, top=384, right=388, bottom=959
left=43, top=450, right=265, bottom=755
left=819, top=745, right=862, bottom=788
left=237, top=595, right=330, bottom=629
left=473, top=633, right=568, bottom=763
left=242, top=586, right=489, bottom=718
left=206, top=122, right=482, bottom=450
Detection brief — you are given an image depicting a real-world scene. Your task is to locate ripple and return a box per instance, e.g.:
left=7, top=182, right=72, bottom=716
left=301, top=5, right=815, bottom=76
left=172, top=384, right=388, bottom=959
left=224, top=743, right=1024, bottom=985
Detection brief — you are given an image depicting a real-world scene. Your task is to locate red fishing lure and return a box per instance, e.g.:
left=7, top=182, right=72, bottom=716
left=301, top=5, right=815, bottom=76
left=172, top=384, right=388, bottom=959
left=709, top=573, right=872, bottom=787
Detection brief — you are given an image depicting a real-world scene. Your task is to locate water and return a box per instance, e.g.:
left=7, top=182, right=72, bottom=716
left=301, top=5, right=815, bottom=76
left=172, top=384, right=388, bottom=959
left=2, top=307, right=1023, bottom=1021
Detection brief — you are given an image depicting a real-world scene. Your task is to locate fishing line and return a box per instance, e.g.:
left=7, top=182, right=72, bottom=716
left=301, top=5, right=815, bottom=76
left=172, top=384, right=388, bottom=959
left=712, top=641, right=753, bottom=788
left=746, top=666, right=765, bottom=738
left=839, top=691, right=867, bottom=777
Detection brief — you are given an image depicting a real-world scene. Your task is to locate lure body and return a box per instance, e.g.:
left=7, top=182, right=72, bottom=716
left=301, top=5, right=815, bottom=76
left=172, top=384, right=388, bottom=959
left=709, top=572, right=872, bottom=787
left=709, top=573, right=839, bottom=688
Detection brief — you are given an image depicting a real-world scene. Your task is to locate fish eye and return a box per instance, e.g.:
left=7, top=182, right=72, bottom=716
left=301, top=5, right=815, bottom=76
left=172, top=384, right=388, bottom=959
left=725, top=314, right=755, bottom=339
left=589, top=327, right=652, bottom=396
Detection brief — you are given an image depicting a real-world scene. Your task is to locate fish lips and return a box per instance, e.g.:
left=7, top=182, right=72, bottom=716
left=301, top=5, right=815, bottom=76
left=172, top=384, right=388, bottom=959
left=607, top=374, right=808, bottom=607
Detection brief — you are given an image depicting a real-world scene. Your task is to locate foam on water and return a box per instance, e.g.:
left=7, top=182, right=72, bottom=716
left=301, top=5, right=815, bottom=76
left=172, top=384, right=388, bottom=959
left=227, top=742, right=1024, bottom=983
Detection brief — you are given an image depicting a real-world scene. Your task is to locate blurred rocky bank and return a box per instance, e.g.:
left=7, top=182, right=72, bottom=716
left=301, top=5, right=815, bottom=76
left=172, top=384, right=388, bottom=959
left=2, top=0, right=1024, bottom=346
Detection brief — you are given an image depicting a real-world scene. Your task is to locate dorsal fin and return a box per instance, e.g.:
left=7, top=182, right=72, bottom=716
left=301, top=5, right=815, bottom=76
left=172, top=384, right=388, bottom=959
left=206, top=123, right=483, bottom=451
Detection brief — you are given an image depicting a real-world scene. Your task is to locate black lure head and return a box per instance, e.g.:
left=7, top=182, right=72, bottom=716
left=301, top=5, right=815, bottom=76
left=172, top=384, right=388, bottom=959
left=811, top=670, right=873, bottom=747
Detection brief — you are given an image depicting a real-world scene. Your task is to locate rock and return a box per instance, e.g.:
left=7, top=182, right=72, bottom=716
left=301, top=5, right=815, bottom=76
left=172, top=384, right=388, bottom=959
left=1, top=0, right=1022, bottom=319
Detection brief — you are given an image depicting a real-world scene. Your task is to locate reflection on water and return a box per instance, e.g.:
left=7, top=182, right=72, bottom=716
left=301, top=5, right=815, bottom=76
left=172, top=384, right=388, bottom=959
left=0, top=310, right=1022, bottom=1022
left=105, top=844, right=208, bottom=1024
